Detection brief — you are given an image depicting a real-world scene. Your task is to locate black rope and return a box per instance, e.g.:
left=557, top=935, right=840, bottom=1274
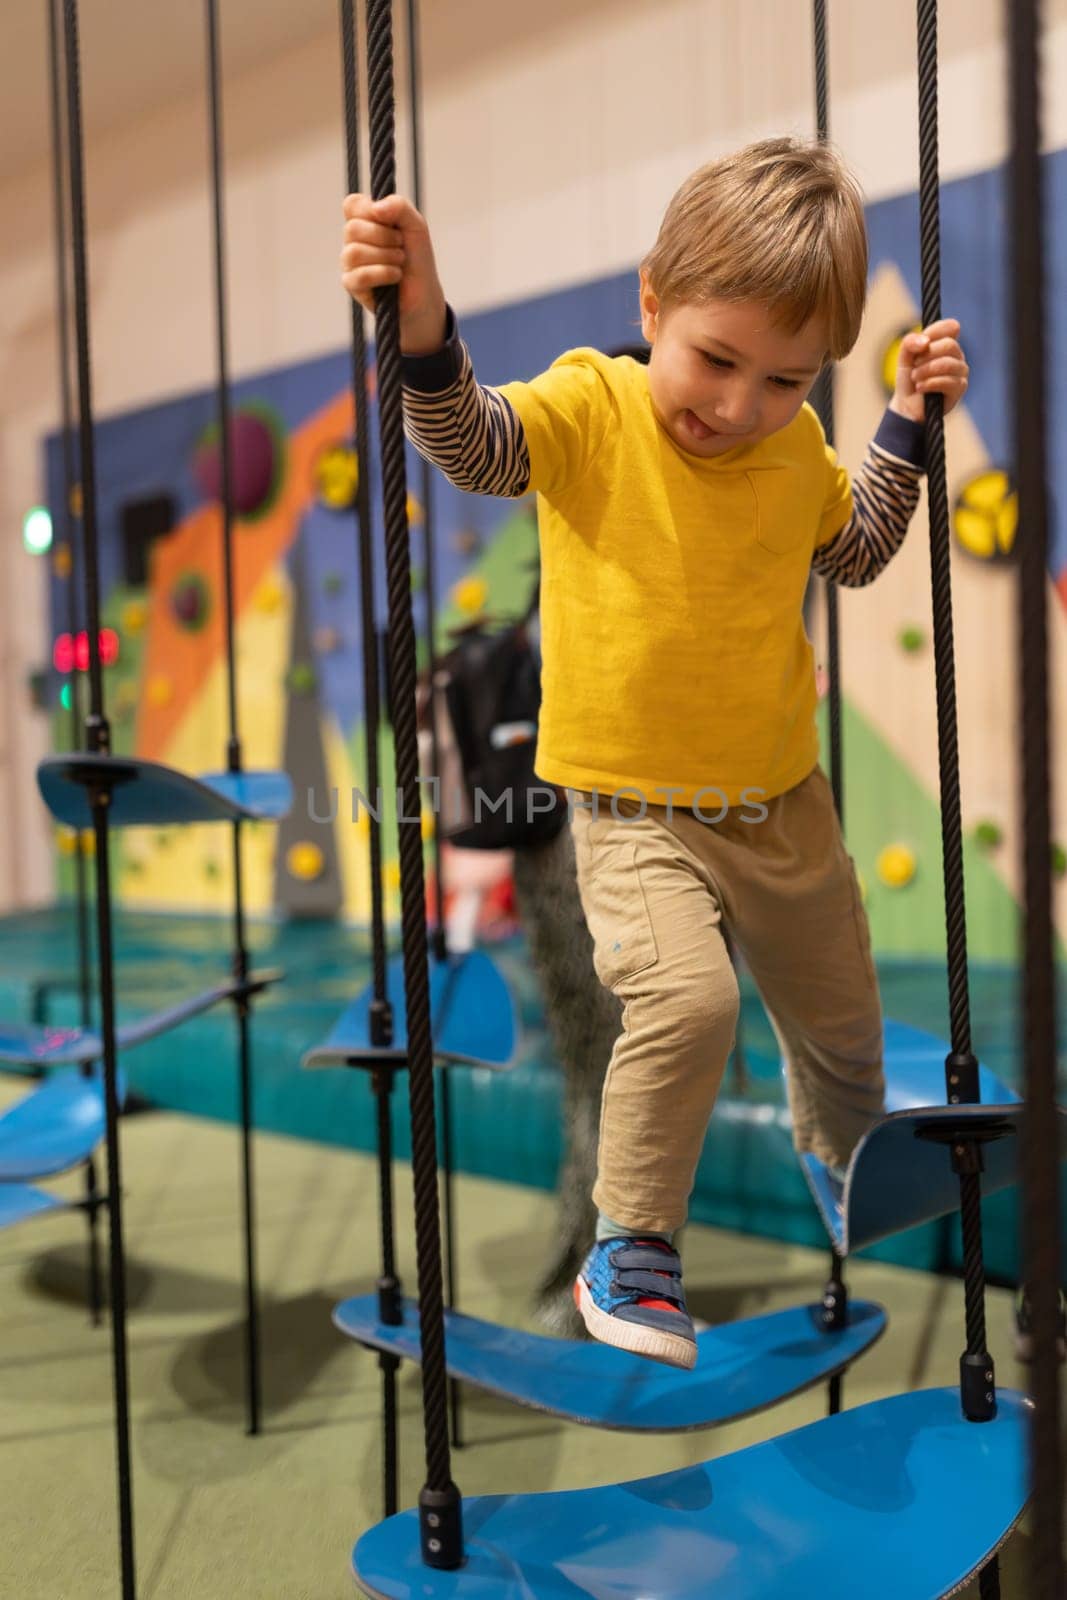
left=205, top=0, right=239, bottom=767
left=916, top=0, right=974, bottom=1076
left=63, top=0, right=106, bottom=747
left=46, top=0, right=92, bottom=1031
left=60, top=3, right=135, bottom=1595
left=916, top=10, right=996, bottom=1526
left=811, top=0, right=844, bottom=826
left=1007, top=2, right=1064, bottom=1593
left=204, top=0, right=262, bottom=1438
left=405, top=0, right=446, bottom=959
left=405, top=0, right=462, bottom=1451
left=340, top=0, right=390, bottom=1033
left=364, top=0, right=461, bottom=1565
left=811, top=2, right=850, bottom=1416
left=372, top=1064, right=401, bottom=1515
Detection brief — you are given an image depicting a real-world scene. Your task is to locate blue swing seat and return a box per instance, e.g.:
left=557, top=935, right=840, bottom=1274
left=0, top=1182, right=71, bottom=1229
left=0, top=968, right=283, bottom=1071
left=353, top=1386, right=1028, bottom=1600
left=37, top=754, right=292, bottom=828
left=333, top=1292, right=886, bottom=1432
left=0, top=1067, right=123, bottom=1182
left=801, top=1020, right=1065, bottom=1255
left=303, top=949, right=516, bottom=1072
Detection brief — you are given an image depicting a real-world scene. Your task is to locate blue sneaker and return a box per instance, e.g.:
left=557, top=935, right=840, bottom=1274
left=575, top=1237, right=697, bottom=1370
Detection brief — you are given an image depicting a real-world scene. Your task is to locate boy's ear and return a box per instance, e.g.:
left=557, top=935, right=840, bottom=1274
left=638, top=269, right=659, bottom=343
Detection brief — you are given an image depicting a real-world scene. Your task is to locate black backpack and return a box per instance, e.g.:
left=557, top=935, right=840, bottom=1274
left=419, top=602, right=567, bottom=851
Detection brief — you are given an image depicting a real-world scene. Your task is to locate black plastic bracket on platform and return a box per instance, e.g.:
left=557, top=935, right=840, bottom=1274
left=419, top=1482, right=463, bottom=1568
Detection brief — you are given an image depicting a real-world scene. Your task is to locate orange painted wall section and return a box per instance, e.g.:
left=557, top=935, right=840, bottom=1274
left=135, top=392, right=354, bottom=762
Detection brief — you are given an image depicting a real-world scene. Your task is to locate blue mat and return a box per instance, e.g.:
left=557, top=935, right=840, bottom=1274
left=304, top=950, right=516, bottom=1071
left=353, top=1387, right=1028, bottom=1599
left=333, top=1293, right=886, bottom=1432
left=37, top=756, right=291, bottom=828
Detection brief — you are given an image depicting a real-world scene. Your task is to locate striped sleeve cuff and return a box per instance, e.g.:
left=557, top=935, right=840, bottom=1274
left=401, top=305, right=464, bottom=393
left=873, top=407, right=926, bottom=470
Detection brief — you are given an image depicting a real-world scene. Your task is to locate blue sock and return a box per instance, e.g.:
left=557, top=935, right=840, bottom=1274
left=596, top=1211, right=673, bottom=1245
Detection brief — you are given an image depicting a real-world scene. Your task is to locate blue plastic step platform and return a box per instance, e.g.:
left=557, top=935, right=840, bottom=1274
left=333, top=1292, right=886, bottom=1431
left=353, top=1386, right=1028, bottom=1600
left=802, top=1019, right=1067, bottom=1254
left=0, top=969, right=283, bottom=1070
left=0, top=1068, right=124, bottom=1182
left=303, top=950, right=516, bottom=1072
left=37, top=755, right=292, bottom=828
left=0, top=1183, right=70, bottom=1229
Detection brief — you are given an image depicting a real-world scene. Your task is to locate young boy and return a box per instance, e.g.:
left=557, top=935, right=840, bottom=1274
left=341, top=137, right=969, bottom=1370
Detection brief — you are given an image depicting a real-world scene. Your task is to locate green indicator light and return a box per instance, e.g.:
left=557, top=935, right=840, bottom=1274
left=23, top=506, right=54, bottom=555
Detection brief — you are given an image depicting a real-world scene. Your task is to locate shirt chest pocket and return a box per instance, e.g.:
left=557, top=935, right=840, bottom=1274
left=748, top=468, right=822, bottom=556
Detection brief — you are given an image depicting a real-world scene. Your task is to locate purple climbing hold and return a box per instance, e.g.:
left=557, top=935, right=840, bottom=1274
left=194, top=406, right=280, bottom=518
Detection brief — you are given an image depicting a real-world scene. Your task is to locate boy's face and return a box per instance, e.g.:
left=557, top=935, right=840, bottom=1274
left=639, top=273, right=828, bottom=457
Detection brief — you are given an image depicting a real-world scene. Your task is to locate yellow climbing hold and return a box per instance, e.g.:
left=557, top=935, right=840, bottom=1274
left=56, top=827, right=79, bottom=857
left=255, top=573, right=286, bottom=614
left=121, top=598, right=148, bottom=635
left=453, top=575, right=488, bottom=616
left=383, top=860, right=402, bottom=894
left=53, top=543, right=73, bottom=580
left=287, top=841, right=325, bottom=881
left=406, top=492, right=424, bottom=528
left=876, top=843, right=917, bottom=889
left=315, top=442, right=359, bottom=509
left=146, top=675, right=173, bottom=708
left=953, top=469, right=1018, bottom=562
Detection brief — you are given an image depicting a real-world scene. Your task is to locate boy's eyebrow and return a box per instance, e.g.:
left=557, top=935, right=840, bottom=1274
left=700, top=337, right=821, bottom=377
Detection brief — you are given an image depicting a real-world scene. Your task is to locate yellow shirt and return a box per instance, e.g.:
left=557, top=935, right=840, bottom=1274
left=499, top=349, right=852, bottom=808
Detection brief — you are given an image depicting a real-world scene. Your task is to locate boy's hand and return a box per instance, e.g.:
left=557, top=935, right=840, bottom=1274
left=341, top=193, right=448, bottom=355
left=890, top=318, right=969, bottom=422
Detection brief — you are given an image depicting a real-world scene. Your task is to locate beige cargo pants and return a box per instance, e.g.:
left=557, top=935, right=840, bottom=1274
left=570, top=766, right=885, bottom=1235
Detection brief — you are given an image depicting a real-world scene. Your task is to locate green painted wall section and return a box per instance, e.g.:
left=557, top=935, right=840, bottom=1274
left=820, top=697, right=1041, bottom=963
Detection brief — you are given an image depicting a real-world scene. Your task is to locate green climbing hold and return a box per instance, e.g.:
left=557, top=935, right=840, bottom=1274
left=898, top=625, right=926, bottom=654
left=973, top=820, right=1004, bottom=853
left=288, top=662, right=317, bottom=694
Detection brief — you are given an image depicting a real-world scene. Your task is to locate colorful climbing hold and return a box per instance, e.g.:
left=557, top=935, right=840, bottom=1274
left=973, top=820, right=1004, bottom=853
left=313, top=625, right=341, bottom=656
left=121, top=598, right=148, bottom=635
left=288, top=661, right=317, bottom=694
left=194, top=405, right=282, bottom=519
left=146, top=675, right=174, bottom=709
left=254, top=573, right=286, bottom=613
left=453, top=574, right=488, bottom=616
left=953, top=469, right=1018, bottom=563
left=898, top=625, right=926, bottom=654
left=287, top=841, right=325, bottom=881
left=876, top=843, right=917, bottom=889
left=314, top=442, right=359, bottom=509
left=169, top=571, right=211, bottom=631
left=52, top=543, right=73, bottom=580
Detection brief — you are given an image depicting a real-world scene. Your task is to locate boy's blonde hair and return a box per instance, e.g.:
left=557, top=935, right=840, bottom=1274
left=642, top=137, right=868, bottom=360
